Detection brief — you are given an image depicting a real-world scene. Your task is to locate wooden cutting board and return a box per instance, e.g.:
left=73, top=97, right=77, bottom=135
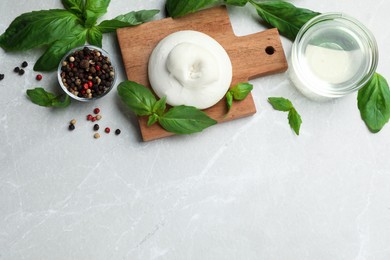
left=117, top=6, right=288, bottom=141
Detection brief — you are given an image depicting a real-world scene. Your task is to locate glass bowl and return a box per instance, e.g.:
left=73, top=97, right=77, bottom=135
left=58, top=45, right=116, bottom=102
left=289, top=13, right=378, bottom=101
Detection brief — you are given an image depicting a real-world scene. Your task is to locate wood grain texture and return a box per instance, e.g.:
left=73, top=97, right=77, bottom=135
left=116, top=6, right=288, bottom=141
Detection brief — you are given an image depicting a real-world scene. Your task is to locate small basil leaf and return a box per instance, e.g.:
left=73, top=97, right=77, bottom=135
left=26, top=88, right=71, bottom=108
left=153, top=96, right=167, bottom=116
left=268, top=97, right=293, bottom=112
left=166, top=0, right=222, bottom=18
left=87, top=27, right=103, bottom=47
left=0, top=10, right=81, bottom=51
left=231, top=82, right=253, bottom=100
left=62, top=0, right=85, bottom=17
left=358, top=73, right=390, bottom=133
left=288, top=107, right=302, bottom=135
left=34, top=26, right=87, bottom=71
left=158, top=105, right=217, bottom=134
left=250, top=1, right=320, bottom=41
left=117, top=81, right=157, bottom=116
left=224, top=0, right=248, bottom=6
left=84, top=0, right=111, bottom=28
left=226, top=91, right=233, bottom=111
left=97, top=10, right=159, bottom=33
left=147, top=114, right=159, bottom=127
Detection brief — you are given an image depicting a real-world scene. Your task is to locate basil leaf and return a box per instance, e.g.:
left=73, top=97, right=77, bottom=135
left=358, top=73, right=390, bottom=133
left=224, top=0, right=248, bottom=6
left=62, top=0, right=85, bottom=17
left=288, top=108, right=302, bottom=135
left=159, top=105, right=217, bottom=134
left=27, top=88, right=71, bottom=108
left=153, top=96, right=167, bottom=116
left=84, top=0, right=110, bottom=27
left=250, top=0, right=320, bottom=41
left=117, top=81, right=157, bottom=116
left=231, top=82, right=253, bottom=100
left=87, top=27, right=103, bottom=47
left=97, top=10, right=159, bottom=33
left=0, top=10, right=81, bottom=51
left=34, top=26, right=87, bottom=71
left=147, top=114, right=159, bottom=127
left=166, top=0, right=222, bottom=18
left=268, top=97, right=293, bottom=112
left=226, top=91, right=233, bottom=111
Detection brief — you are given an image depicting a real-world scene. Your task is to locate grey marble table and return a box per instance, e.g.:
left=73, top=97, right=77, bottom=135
left=1, top=0, right=389, bottom=259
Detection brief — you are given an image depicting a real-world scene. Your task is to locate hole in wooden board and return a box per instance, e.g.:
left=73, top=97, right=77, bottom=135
left=265, top=46, right=275, bottom=55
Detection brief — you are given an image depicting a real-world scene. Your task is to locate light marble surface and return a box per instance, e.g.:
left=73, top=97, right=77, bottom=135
left=1, top=0, right=390, bottom=259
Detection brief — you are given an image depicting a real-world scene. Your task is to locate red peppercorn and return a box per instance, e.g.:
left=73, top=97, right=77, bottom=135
left=87, top=114, right=93, bottom=121
left=69, top=63, right=74, bottom=68
left=93, top=108, right=100, bottom=114
left=92, top=117, right=97, bottom=122
left=95, top=65, right=101, bottom=71
left=83, top=83, right=89, bottom=90
left=36, top=74, right=43, bottom=81
left=105, top=127, right=110, bottom=133
left=88, top=81, right=93, bottom=88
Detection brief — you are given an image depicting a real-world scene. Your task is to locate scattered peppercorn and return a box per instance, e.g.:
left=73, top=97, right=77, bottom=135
left=96, top=115, right=102, bottom=120
left=93, top=108, right=100, bottom=114
left=94, top=133, right=100, bottom=139
left=70, top=119, right=77, bottom=125
left=91, top=117, right=97, bottom=122
left=0, top=74, right=4, bottom=80
left=68, top=124, right=75, bottom=131
left=87, top=114, right=93, bottom=121
left=18, top=69, right=25, bottom=75
left=36, top=74, right=43, bottom=81
left=105, top=127, right=110, bottom=134
left=14, top=67, right=20, bottom=73
left=21, top=61, right=28, bottom=68
left=115, top=129, right=121, bottom=135
left=93, top=124, right=100, bottom=131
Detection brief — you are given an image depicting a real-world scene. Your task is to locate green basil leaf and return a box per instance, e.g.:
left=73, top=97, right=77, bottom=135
left=358, top=73, right=390, bottom=133
left=250, top=0, right=320, bottom=41
left=34, top=26, right=87, bottom=71
left=288, top=108, right=302, bottom=135
left=224, top=0, right=248, bottom=6
left=84, top=0, right=110, bottom=27
left=226, top=91, right=233, bottom=111
left=268, top=97, right=293, bottom=112
left=0, top=10, right=81, bottom=51
left=166, top=0, right=222, bottom=18
left=26, top=88, right=71, bottom=108
left=62, top=0, right=85, bottom=17
left=147, top=114, right=159, bottom=127
left=97, top=9, right=159, bottom=33
left=152, top=96, right=167, bottom=116
left=159, top=105, right=217, bottom=134
left=231, top=82, right=253, bottom=100
left=87, top=27, right=103, bottom=47
left=117, top=80, right=157, bottom=116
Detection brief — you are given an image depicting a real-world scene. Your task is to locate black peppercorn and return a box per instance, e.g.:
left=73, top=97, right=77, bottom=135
left=115, top=129, right=121, bottom=135
left=93, top=124, right=99, bottom=131
left=18, top=69, right=25, bottom=75
left=21, top=61, right=28, bottom=68
left=0, top=74, right=4, bottom=80
left=14, top=67, right=20, bottom=73
left=69, top=124, right=75, bottom=131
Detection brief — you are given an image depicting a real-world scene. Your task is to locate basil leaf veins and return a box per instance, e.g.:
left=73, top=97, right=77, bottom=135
left=27, top=88, right=71, bottom=108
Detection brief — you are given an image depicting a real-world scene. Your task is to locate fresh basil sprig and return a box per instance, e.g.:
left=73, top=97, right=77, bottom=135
left=226, top=82, right=253, bottom=111
left=268, top=97, right=302, bottom=135
left=27, top=88, right=71, bottom=108
left=0, top=1, right=159, bottom=71
left=117, top=81, right=217, bottom=135
left=357, top=73, right=390, bottom=133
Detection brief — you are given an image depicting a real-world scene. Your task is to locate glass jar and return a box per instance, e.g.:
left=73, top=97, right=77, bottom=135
left=289, top=13, right=378, bottom=101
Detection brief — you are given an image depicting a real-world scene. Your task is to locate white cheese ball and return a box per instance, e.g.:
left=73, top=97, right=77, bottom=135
left=148, top=30, right=232, bottom=109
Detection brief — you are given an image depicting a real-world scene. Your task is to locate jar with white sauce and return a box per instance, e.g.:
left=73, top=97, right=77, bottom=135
left=289, top=13, right=378, bottom=101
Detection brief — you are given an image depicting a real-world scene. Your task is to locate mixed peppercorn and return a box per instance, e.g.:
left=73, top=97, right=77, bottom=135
left=60, top=46, right=115, bottom=99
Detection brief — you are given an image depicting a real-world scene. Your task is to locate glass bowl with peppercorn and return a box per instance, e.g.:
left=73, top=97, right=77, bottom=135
left=58, top=45, right=116, bottom=101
